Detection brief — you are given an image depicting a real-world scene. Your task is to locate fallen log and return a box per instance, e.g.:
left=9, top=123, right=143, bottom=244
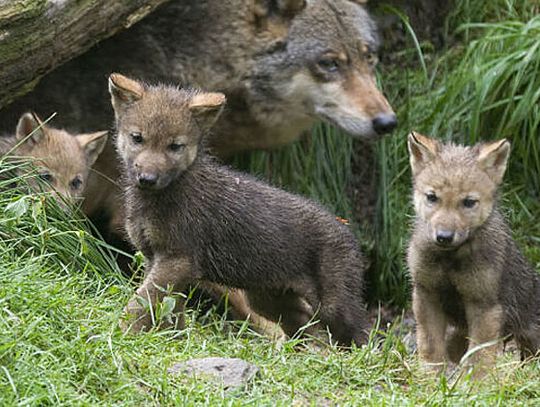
left=0, top=0, right=169, bottom=109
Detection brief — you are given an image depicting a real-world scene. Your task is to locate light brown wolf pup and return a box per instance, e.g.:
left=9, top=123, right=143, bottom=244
left=0, top=112, right=107, bottom=202
left=407, top=132, right=540, bottom=375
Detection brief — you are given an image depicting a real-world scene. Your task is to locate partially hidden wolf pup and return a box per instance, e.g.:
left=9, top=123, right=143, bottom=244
left=109, top=73, right=369, bottom=346
left=407, top=132, right=540, bottom=373
left=0, top=112, right=107, bottom=201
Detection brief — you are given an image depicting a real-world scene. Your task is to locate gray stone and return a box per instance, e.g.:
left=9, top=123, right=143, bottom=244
left=168, top=357, right=259, bottom=390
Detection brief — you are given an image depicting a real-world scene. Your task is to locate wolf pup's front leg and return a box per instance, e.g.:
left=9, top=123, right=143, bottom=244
left=462, top=302, right=504, bottom=375
left=413, top=285, right=447, bottom=371
left=122, top=256, right=191, bottom=333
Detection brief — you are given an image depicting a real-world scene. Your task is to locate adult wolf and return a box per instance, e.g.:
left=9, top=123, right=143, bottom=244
left=0, top=0, right=396, bottom=155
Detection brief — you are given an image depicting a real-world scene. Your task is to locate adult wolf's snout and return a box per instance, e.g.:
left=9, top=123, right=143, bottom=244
left=372, top=113, right=398, bottom=135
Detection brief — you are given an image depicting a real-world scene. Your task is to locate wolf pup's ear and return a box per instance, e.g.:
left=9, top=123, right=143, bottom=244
left=78, top=131, right=109, bottom=166
left=189, top=92, right=226, bottom=133
left=16, top=112, right=46, bottom=145
left=407, top=131, right=440, bottom=176
left=108, top=73, right=144, bottom=111
left=477, top=139, right=511, bottom=184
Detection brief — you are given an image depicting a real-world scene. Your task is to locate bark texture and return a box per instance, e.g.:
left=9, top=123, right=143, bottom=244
left=0, top=0, right=169, bottom=109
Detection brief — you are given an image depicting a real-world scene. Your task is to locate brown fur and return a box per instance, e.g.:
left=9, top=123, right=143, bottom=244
left=110, top=74, right=369, bottom=346
left=407, top=132, right=540, bottom=376
left=0, top=113, right=107, bottom=202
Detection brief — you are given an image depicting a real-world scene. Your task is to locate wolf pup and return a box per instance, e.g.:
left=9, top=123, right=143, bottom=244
left=109, top=73, right=369, bottom=346
left=0, top=112, right=107, bottom=201
left=407, top=132, right=540, bottom=373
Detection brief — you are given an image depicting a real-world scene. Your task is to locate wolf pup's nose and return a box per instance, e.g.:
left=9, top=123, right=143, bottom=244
left=137, top=172, right=158, bottom=188
left=436, top=230, right=455, bottom=245
left=372, top=114, right=398, bottom=135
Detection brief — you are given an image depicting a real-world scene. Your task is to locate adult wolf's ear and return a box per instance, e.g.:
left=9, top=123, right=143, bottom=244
left=189, top=92, right=227, bottom=133
left=277, top=0, right=306, bottom=15
left=407, top=131, right=440, bottom=176
left=254, top=0, right=306, bottom=19
left=78, top=131, right=109, bottom=166
left=16, top=112, right=46, bottom=146
left=478, top=139, right=511, bottom=184
left=108, top=73, right=145, bottom=112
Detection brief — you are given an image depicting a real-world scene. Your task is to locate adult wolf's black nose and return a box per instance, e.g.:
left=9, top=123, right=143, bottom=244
left=436, top=230, right=455, bottom=245
left=137, top=172, right=158, bottom=187
left=372, top=114, right=398, bottom=135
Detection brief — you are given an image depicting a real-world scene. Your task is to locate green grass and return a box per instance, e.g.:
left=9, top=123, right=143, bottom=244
left=1, top=177, right=539, bottom=404
left=372, top=0, right=540, bottom=303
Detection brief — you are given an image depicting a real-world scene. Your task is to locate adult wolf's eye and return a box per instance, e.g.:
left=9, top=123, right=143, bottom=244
left=463, top=198, right=478, bottom=208
left=317, top=57, right=340, bottom=73
left=426, top=192, right=438, bottom=203
left=366, top=52, right=378, bottom=66
left=130, top=132, right=143, bottom=144
left=168, top=143, right=186, bottom=152
left=70, top=176, right=83, bottom=190
left=39, top=172, right=54, bottom=183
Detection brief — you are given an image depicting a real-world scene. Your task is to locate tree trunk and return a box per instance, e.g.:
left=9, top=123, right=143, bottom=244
left=0, top=0, right=170, bottom=109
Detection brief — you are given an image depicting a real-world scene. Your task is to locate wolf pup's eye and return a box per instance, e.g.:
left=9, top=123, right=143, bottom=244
left=70, top=176, right=83, bottom=190
left=463, top=197, right=478, bottom=208
left=426, top=192, right=438, bottom=203
left=130, top=132, right=143, bottom=144
left=168, top=143, right=186, bottom=152
left=317, top=57, right=340, bottom=73
left=39, top=172, right=54, bottom=183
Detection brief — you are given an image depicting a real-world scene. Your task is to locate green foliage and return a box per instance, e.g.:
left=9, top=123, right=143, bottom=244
left=0, top=186, right=539, bottom=405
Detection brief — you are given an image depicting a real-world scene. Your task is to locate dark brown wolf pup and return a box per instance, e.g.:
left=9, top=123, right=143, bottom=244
left=110, top=73, right=369, bottom=346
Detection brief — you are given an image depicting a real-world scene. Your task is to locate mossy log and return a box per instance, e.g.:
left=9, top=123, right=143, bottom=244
left=0, top=0, right=169, bottom=109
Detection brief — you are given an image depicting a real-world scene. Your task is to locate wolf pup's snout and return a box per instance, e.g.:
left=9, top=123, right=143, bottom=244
left=137, top=172, right=159, bottom=189
left=435, top=230, right=455, bottom=245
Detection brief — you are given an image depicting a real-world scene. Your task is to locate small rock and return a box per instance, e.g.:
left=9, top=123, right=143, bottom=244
left=168, top=357, right=259, bottom=389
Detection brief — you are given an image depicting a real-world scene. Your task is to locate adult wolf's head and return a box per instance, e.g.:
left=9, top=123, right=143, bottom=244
left=248, top=0, right=396, bottom=139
